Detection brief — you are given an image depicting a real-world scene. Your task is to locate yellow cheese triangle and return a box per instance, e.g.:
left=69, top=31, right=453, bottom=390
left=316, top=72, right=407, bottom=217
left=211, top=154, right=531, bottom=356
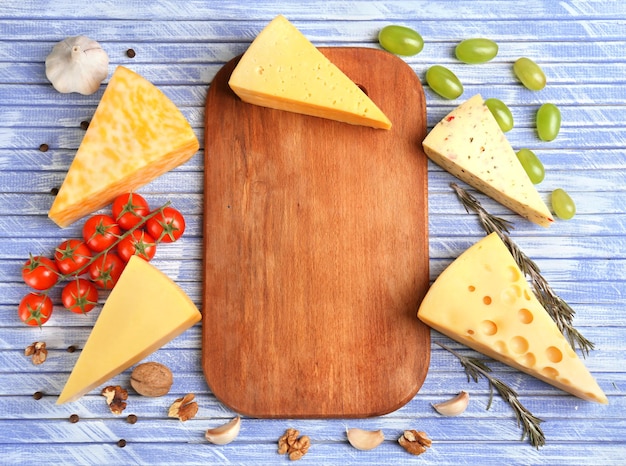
left=418, top=232, right=607, bottom=404
left=57, top=256, right=201, bottom=404
left=228, top=15, right=392, bottom=129
left=49, top=65, right=199, bottom=228
left=422, top=94, right=554, bottom=227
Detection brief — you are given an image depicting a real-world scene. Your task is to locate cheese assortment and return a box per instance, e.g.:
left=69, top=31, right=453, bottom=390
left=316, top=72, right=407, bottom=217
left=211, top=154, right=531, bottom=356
left=57, top=256, right=201, bottom=404
left=422, top=94, right=554, bottom=227
left=48, top=65, right=199, bottom=228
left=417, top=232, right=607, bottom=404
left=228, top=15, right=392, bottom=130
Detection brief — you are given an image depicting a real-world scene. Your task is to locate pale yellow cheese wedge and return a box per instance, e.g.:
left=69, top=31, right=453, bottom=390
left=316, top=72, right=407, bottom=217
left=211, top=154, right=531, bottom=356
left=49, top=65, right=199, bottom=228
left=228, top=15, right=392, bottom=129
left=422, top=94, right=554, bottom=227
left=57, top=256, right=201, bottom=404
left=418, top=232, right=607, bottom=404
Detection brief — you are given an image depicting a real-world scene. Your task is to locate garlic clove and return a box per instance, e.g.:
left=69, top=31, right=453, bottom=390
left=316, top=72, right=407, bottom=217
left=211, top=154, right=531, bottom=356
left=205, top=416, right=241, bottom=445
left=346, top=427, right=385, bottom=451
left=45, top=35, right=109, bottom=95
left=432, top=390, right=470, bottom=416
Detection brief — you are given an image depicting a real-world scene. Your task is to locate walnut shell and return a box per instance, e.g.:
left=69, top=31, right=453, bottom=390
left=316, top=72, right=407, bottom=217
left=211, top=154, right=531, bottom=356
left=130, top=362, right=173, bottom=397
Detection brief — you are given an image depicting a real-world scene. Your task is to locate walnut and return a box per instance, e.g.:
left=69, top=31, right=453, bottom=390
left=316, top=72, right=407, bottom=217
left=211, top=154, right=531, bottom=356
left=168, top=393, right=198, bottom=421
left=398, top=429, right=432, bottom=455
left=130, top=362, right=173, bottom=397
left=101, top=385, right=128, bottom=415
left=25, top=341, right=47, bottom=365
left=278, top=428, right=310, bottom=461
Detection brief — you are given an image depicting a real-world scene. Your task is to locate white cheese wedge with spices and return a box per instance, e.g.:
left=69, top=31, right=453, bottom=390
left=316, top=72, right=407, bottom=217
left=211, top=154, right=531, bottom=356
left=57, top=256, right=201, bottom=404
left=418, top=232, right=607, bottom=404
left=228, top=15, right=392, bottom=129
left=422, top=94, right=553, bottom=227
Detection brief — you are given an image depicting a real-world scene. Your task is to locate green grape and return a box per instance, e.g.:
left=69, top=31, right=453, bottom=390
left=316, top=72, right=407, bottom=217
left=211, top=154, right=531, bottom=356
left=425, top=65, right=463, bottom=100
left=378, top=25, right=424, bottom=56
left=551, top=188, right=576, bottom=220
left=513, top=57, right=546, bottom=91
left=485, top=98, right=514, bottom=132
left=516, top=148, right=545, bottom=184
left=455, top=38, right=498, bottom=64
left=536, top=103, right=561, bottom=141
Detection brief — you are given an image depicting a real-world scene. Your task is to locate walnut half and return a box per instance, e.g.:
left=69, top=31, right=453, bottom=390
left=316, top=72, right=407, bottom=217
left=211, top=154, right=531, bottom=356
left=168, top=393, right=198, bottom=422
left=278, top=428, right=310, bottom=461
left=101, top=385, right=128, bottom=415
left=398, top=429, right=432, bottom=456
left=25, top=341, right=47, bottom=365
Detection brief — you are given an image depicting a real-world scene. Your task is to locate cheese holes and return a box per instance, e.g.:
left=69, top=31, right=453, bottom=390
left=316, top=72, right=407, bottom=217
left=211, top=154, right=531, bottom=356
left=546, top=346, right=563, bottom=363
left=541, top=366, right=559, bottom=378
left=494, top=340, right=507, bottom=354
left=483, top=295, right=492, bottom=305
left=506, top=265, right=521, bottom=282
left=468, top=285, right=476, bottom=292
left=510, top=336, right=529, bottom=354
left=480, top=320, right=497, bottom=336
left=520, top=352, right=536, bottom=368
left=518, top=308, right=534, bottom=324
left=501, top=285, right=522, bottom=305
left=357, top=84, right=369, bottom=95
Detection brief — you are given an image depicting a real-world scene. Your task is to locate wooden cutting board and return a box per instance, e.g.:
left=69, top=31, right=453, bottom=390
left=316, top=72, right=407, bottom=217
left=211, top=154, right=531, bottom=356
left=202, top=48, right=430, bottom=418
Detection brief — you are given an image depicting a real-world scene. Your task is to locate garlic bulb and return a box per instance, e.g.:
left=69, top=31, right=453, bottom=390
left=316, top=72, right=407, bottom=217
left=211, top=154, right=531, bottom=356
left=45, top=36, right=109, bottom=95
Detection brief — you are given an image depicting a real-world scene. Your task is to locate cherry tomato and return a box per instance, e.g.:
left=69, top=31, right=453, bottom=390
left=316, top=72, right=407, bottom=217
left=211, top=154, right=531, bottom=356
left=22, top=255, right=59, bottom=290
left=62, top=279, right=99, bottom=314
left=146, top=207, right=186, bottom=243
left=117, top=229, right=157, bottom=262
left=54, top=239, right=92, bottom=276
left=82, top=214, right=121, bottom=252
left=88, top=253, right=125, bottom=289
left=112, top=193, right=150, bottom=231
left=18, top=292, right=53, bottom=327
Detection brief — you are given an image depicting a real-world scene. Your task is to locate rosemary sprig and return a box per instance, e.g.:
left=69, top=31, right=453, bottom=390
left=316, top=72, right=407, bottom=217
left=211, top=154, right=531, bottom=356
left=437, top=342, right=546, bottom=448
left=450, top=183, right=595, bottom=356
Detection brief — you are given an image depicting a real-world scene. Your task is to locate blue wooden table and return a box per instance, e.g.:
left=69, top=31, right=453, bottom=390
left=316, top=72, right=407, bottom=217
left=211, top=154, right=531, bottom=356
left=1, top=1, right=624, bottom=464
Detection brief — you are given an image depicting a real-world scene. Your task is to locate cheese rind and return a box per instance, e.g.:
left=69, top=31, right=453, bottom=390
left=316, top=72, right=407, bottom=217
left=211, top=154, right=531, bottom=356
left=57, top=256, right=201, bottom=404
left=49, top=65, right=199, bottom=228
left=228, top=15, right=392, bottom=130
left=418, top=232, right=607, bottom=404
left=422, top=94, right=553, bottom=227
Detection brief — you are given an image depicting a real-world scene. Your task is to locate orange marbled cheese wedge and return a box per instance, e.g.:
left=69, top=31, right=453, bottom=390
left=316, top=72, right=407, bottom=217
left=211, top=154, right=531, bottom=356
left=48, top=65, right=199, bottom=228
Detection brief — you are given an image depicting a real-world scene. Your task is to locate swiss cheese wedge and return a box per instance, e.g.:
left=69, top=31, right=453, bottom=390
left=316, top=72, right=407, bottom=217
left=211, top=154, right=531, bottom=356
left=57, top=256, right=201, bottom=404
left=422, top=94, right=553, bottom=227
left=418, top=232, right=607, bottom=404
left=49, top=65, right=199, bottom=227
left=228, top=15, right=392, bottom=129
